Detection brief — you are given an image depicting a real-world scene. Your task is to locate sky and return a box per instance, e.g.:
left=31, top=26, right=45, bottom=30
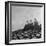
left=12, top=6, right=44, bottom=31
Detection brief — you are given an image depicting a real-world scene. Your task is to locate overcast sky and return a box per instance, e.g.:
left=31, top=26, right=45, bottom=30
left=12, top=6, right=44, bottom=31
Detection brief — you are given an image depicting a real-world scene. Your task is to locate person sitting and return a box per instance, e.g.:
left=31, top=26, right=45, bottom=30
left=23, top=20, right=34, bottom=31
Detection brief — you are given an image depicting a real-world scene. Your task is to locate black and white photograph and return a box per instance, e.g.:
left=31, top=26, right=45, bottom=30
left=5, top=1, right=45, bottom=44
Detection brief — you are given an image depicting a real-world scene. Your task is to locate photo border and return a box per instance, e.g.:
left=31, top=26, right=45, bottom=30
left=5, top=1, right=45, bottom=45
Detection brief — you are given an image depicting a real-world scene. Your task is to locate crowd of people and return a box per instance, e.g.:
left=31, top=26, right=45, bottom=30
left=12, top=18, right=41, bottom=40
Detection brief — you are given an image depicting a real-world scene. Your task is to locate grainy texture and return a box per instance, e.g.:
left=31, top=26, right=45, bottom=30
left=12, top=6, right=42, bottom=31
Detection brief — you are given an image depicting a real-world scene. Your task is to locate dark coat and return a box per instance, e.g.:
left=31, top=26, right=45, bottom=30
left=24, top=23, right=34, bottom=31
